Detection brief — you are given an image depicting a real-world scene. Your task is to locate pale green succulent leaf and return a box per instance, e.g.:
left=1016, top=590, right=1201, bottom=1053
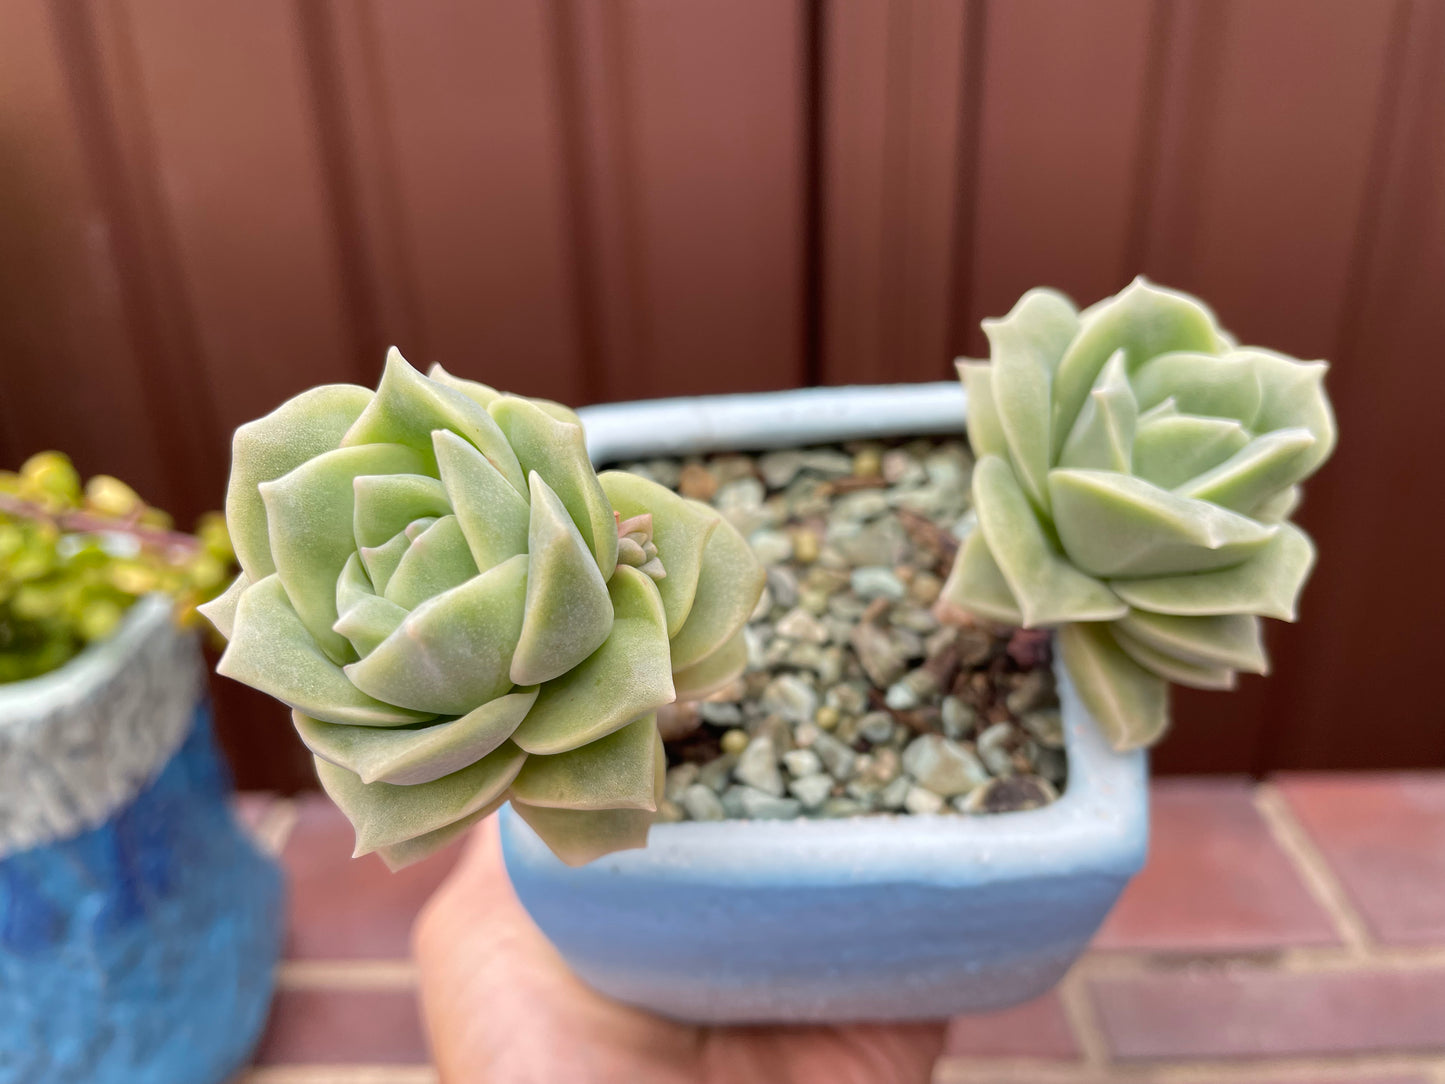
left=346, top=554, right=528, bottom=715
left=960, top=363, right=1008, bottom=460
left=198, top=571, right=249, bottom=641
left=375, top=802, right=502, bottom=871
left=1247, top=352, right=1337, bottom=478
left=226, top=384, right=373, bottom=580
left=1058, top=349, right=1137, bottom=473
left=429, top=362, right=581, bottom=425
left=1116, top=610, right=1268, bottom=674
left=335, top=552, right=376, bottom=615
left=511, top=474, right=615, bottom=686
left=1175, top=428, right=1317, bottom=515
left=1110, top=521, right=1316, bottom=620
left=1131, top=352, right=1263, bottom=426
left=1057, top=622, right=1171, bottom=751
left=1133, top=413, right=1251, bottom=489
left=315, top=740, right=526, bottom=856
left=600, top=470, right=720, bottom=637
left=1111, top=625, right=1239, bottom=690
left=510, top=714, right=660, bottom=811
left=352, top=473, right=451, bottom=549
left=260, top=443, right=426, bottom=664
left=489, top=395, right=618, bottom=579
left=936, top=528, right=1024, bottom=626
left=1253, top=485, right=1302, bottom=524
left=973, top=456, right=1126, bottom=626
left=342, top=349, right=525, bottom=490
left=511, top=565, right=673, bottom=755
left=510, top=801, right=654, bottom=868
left=333, top=594, right=408, bottom=657
left=218, top=574, right=432, bottom=727
left=666, top=513, right=767, bottom=670
left=434, top=429, right=530, bottom=571
left=1052, top=278, right=1226, bottom=459
left=1048, top=469, right=1277, bottom=578
left=359, top=530, right=415, bottom=597
left=672, top=627, right=748, bottom=700
left=986, top=288, right=1079, bottom=510
left=382, top=515, right=480, bottom=610
left=294, top=688, right=537, bottom=787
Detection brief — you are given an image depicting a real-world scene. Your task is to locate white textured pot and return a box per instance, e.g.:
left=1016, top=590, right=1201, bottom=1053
left=501, top=384, right=1149, bottom=1024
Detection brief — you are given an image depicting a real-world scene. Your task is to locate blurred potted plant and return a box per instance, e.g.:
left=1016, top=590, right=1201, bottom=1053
left=203, top=279, right=1334, bottom=1024
left=0, top=454, right=283, bottom=1084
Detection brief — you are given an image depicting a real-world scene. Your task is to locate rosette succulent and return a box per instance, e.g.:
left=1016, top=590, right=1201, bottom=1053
left=200, top=351, right=763, bottom=867
left=938, top=279, right=1336, bottom=750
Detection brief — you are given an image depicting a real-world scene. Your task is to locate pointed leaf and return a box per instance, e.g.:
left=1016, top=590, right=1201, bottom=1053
left=960, top=362, right=1008, bottom=459
left=1051, top=278, right=1226, bottom=458
left=490, top=395, right=618, bottom=578
left=343, top=349, right=525, bottom=490
left=986, top=288, right=1079, bottom=509
left=360, top=531, right=414, bottom=597
left=1131, top=351, right=1263, bottom=425
left=1049, top=469, right=1277, bottom=578
left=315, top=740, right=527, bottom=856
left=226, top=383, right=373, bottom=579
left=352, top=473, right=451, bottom=549
left=1116, top=610, right=1268, bottom=673
left=295, top=688, right=538, bottom=786
left=1057, top=622, right=1171, bottom=751
left=260, top=443, right=426, bottom=663
left=1175, top=428, right=1317, bottom=514
left=666, top=513, right=766, bottom=669
left=383, top=515, right=480, bottom=610
left=1111, top=625, right=1238, bottom=690
left=510, top=801, right=654, bottom=868
left=600, top=470, right=719, bottom=636
left=346, top=554, right=529, bottom=715
left=1133, top=413, right=1251, bottom=489
left=510, top=474, right=614, bottom=686
left=198, top=571, right=249, bottom=641
left=429, top=363, right=581, bottom=425
left=1248, top=351, right=1337, bottom=478
left=1110, top=521, right=1316, bottom=620
left=1059, top=349, right=1137, bottom=473
left=218, top=574, right=432, bottom=726
left=376, top=802, right=502, bottom=871
left=937, top=528, right=1024, bottom=626
left=972, top=456, right=1126, bottom=626
left=1253, top=485, right=1301, bottom=523
left=510, top=714, right=660, bottom=811
left=511, top=565, right=673, bottom=754
left=333, top=594, right=408, bottom=657
left=335, top=552, right=376, bottom=615
left=672, top=628, right=748, bottom=700
left=434, top=429, right=530, bottom=571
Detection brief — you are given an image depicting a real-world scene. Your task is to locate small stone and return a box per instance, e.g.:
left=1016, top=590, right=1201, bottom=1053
left=1006, top=669, right=1054, bottom=715
left=749, top=529, right=794, bottom=566
left=858, top=711, right=895, bottom=745
left=788, top=773, right=834, bottom=810
left=793, top=722, right=821, bottom=748
left=727, top=785, right=803, bottom=820
left=799, top=449, right=854, bottom=477
left=665, top=763, right=700, bottom=801
left=941, top=696, right=978, bottom=740
left=862, top=746, right=901, bottom=784
left=1021, top=708, right=1065, bottom=749
left=698, top=753, right=738, bottom=793
left=813, top=705, right=840, bottom=731
left=759, top=450, right=807, bottom=489
left=749, top=585, right=774, bottom=622
left=698, top=701, right=745, bottom=726
left=827, top=593, right=868, bottom=622
left=656, top=700, right=701, bottom=741
left=815, top=645, right=846, bottom=686
left=901, top=735, right=990, bottom=797
left=720, top=728, right=751, bottom=756
left=766, top=566, right=800, bottom=609
left=775, top=607, right=828, bottom=644
left=821, top=797, right=868, bottom=817
left=908, top=571, right=943, bottom=606
left=798, top=587, right=831, bottom=614
left=830, top=518, right=906, bottom=566
left=834, top=490, right=891, bottom=522
left=924, top=446, right=970, bottom=490
left=891, top=605, right=938, bottom=634
left=852, top=446, right=883, bottom=478
left=811, top=731, right=858, bottom=780
left=903, top=785, right=945, bottom=815
left=961, top=775, right=1059, bottom=814
left=735, top=736, right=785, bottom=796
left=716, top=476, right=765, bottom=512
left=844, top=779, right=881, bottom=807
left=882, top=449, right=927, bottom=487
left=760, top=674, right=818, bottom=724
left=879, top=775, right=912, bottom=810
left=678, top=462, right=718, bottom=501
left=656, top=798, right=686, bottom=823
left=791, top=528, right=821, bottom=564
left=1036, top=746, right=1068, bottom=786
left=782, top=748, right=823, bottom=778
left=851, top=622, right=908, bottom=687
left=681, top=783, right=726, bottom=821
left=825, top=683, right=868, bottom=715
left=977, top=722, right=1021, bottom=777
left=754, top=715, right=795, bottom=755
left=885, top=682, right=919, bottom=711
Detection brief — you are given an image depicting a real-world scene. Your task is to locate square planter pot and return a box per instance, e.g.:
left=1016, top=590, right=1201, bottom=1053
left=500, top=384, right=1149, bottom=1024
left=0, top=596, right=284, bottom=1084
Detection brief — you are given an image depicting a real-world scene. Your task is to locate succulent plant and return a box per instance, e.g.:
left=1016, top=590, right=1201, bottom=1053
left=937, top=279, right=1336, bottom=750
left=201, top=350, right=763, bottom=867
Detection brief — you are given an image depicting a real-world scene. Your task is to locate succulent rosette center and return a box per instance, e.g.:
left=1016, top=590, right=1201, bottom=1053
left=201, top=351, right=763, bottom=867
left=938, top=279, right=1336, bottom=749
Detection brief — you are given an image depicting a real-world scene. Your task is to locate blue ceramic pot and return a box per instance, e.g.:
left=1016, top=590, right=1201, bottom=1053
left=501, top=385, right=1150, bottom=1024
left=0, top=597, right=284, bottom=1083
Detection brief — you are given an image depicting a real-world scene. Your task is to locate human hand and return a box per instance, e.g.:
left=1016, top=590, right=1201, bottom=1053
left=414, top=821, right=947, bottom=1084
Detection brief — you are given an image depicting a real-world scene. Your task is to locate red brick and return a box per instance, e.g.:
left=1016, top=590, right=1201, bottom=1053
left=1089, top=967, right=1445, bottom=1060
left=282, top=794, right=465, bottom=959
left=1277, top=773, right=1445, bottom=945
left=943, top=992, right=1078, bottom=1058
left=251, top=988, right=429, bottom=1065
left=1094, top=778, right=1338, bottom=952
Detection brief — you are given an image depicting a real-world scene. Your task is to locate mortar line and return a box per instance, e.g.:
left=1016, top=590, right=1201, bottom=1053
left=239, top=1068, right=436, bottom=1084
left=1254, top=783, right=1375, bottom=953
left=1057, top=969, right=1112, bottom=1070
left=934, top=1051, right=1445, bottom=1083
left=277, top=959, right=417, bottom=990
left=1079, top=942, right=1445, bottom=978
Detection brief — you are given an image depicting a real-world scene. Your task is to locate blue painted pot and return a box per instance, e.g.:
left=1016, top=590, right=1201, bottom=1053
left=0, top=597, right=284, bottom=1083
left=501, top=385, right=1150, bottom=1024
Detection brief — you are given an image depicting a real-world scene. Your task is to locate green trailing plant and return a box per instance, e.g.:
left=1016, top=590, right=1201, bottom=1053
left=201, top=351, right=764, bottom=868
left=0, top=452, right=235, bottom=682
left=937, top=278, right=1336, bottom=750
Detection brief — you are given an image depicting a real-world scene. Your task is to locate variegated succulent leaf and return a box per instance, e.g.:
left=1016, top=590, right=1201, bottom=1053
left=938, top=279, right=1336, bottom=751
left=201, top=349, right=764, bottom=867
